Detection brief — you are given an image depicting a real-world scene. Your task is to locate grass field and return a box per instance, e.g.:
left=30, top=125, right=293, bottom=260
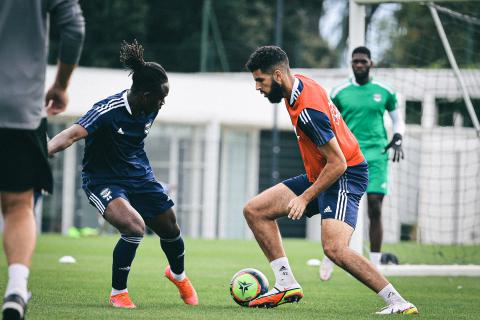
left=1, top=235, right=480, bottom=319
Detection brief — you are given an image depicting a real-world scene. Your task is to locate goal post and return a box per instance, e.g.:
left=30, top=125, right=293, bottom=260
left=348, top=0, right=480, bottom=276
left=350, top=0, right=480, bottom=133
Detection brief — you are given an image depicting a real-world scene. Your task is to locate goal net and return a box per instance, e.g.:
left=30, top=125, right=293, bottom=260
left=357, top=0, right=480, bottom=275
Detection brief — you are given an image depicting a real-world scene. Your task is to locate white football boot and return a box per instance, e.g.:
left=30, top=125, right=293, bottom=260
left=319, top=256, right=334, bottom=281
left=376, top=302, right=419, bottom=315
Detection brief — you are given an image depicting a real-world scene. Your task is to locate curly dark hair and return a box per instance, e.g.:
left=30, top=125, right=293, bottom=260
left=245, top=45, right=289, bottom=73
left=352, top=46, right=371, bottom=59
left=120, top=39, right=168, bottom=93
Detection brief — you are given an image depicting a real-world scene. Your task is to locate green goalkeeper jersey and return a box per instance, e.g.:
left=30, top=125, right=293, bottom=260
left=331, top=78, right=397, bottom=161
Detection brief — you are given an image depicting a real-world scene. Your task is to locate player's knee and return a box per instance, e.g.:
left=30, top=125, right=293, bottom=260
left=159, top=223, right=180, bottom=239
left=2, top=199, right=33, bottom=218
left=323, top=243, right=346, bottom=264
left=367, top=195, right=383, bottom=220
left=368, top=206, right=382, bottom=222
left=122, top=218, right=145, bottom=237
left=243, top=202, right=259, bottom=222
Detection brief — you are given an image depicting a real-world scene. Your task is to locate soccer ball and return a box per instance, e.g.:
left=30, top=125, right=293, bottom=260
left=229, top=268, right=269, bottom=306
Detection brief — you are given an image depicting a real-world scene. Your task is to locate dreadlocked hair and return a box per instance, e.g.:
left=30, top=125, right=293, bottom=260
left=119, top=39, right=168, bottom=93
left=120, top=39, right=145, bottom=73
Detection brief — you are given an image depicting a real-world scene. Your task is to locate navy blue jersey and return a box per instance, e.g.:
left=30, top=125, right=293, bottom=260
left=76, top=90, right=158, bottom=183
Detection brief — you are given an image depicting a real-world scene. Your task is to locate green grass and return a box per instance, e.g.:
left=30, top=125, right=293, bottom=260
left=1, top=235, right=480, bottom=319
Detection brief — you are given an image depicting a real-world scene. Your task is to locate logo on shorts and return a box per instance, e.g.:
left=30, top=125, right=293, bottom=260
left=373, top=93, right=382, bottom=102
left=323, top=206, right=332, bottom=213
left=144, top=121, right=152, bottom=135
left=100, top=188, right=112, bottom=201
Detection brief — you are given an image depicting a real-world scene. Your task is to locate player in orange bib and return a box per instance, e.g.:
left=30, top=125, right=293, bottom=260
left=243, top=46, right=417, bottom=315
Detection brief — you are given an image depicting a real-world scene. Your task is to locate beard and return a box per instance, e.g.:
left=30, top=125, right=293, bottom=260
left=267, top=80, right=284, bottom=103
left=353, top=69, right=370, bottom=83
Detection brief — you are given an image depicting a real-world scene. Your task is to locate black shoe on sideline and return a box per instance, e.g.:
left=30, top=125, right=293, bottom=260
left=2, top=294, right=27, bottom=320
left=381, top=252, right=399, bottom=265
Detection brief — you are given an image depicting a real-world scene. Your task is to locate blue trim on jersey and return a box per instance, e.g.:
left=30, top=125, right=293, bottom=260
left=76, top=92, right=126, bottom=134
left=297, top=108, right=334, bottom=146
left=289, top=78, right=304, bottom=106
left=75, top=90, right=158, bottom=183
left=78, top=98, right=124, bottom=132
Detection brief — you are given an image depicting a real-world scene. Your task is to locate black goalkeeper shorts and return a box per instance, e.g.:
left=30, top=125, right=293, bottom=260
left=0, top=118, right=53, bottom=193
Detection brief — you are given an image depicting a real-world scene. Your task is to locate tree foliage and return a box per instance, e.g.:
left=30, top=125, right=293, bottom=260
left=50, top=1, right=479, bottom=71
left=380, top=3, right=480, bottom=68
left=49, top=0, right=336, bottom=71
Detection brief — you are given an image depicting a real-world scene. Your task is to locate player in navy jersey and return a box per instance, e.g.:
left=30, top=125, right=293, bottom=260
left=48, top=40, right=198, bottom=308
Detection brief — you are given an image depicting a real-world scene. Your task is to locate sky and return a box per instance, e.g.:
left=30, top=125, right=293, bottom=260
left=319, top=0, right=401, bottom=66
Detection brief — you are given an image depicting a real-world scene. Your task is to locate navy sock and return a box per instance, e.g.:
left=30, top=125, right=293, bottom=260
left=160, top=233, right=185, bottom=275
left=112, top=235, right=142, bottom=290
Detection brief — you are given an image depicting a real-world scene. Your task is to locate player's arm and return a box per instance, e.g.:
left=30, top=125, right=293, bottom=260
left=287, top=108, right=346, bottom=220
left=48, top=124, right=88, bottom=156
left=288, top=138, right=346, bottom=220
left=45, top=0, right=85, bottom=115
left=45, top=62, right=78, bottom=116
left=303, top=138, right=346, bottom=201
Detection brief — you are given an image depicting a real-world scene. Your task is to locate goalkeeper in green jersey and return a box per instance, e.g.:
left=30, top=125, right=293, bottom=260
left=320, top=46, right=405, bottom=281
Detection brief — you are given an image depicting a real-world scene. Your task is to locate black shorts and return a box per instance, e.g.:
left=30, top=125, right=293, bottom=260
left=0, top=119, right=53, bottom=193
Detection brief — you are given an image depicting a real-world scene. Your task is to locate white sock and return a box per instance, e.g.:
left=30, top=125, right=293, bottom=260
left=5, top=264, right=29, bottom=302
left=111, top=288, right=128, bottom=296
left=322, top=255, right=333, bottom=267
left=270, top=257, right=297, bottom=289
left=171, top=270, right=186, bottom=281
left=369, top=252, right=382, bottom=267
left=378, top=283, right=407, bottom=305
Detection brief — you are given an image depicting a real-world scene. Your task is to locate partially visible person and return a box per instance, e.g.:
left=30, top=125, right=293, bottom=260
left=320, top=46, right=405, bottom=281
left=48, top=40, right=198, bottom=309
left=243, top=46, right=417, bottom=314
left=0, top=1, right=84, bottom=319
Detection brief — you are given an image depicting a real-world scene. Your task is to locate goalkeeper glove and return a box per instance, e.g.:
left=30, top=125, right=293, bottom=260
left=384, top=133, right=404, bottom=162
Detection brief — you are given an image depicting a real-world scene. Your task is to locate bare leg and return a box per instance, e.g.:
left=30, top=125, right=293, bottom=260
left=144, top=208, right=180, bottom=239
left=1, top=189, right=35, bottom=315
left=243, top=183, right=296, bottom=261
left=1, top=190, right=36, bottom=267
left=244, top=184, right=306, bottom=307
left=103, top=197, right=145, bottom=237
left=367, top=193, right=384, bottom=253
left=321, top=219, right=388, bottom=293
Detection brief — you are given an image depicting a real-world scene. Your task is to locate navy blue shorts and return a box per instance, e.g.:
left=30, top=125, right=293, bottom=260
left=82, top=178, right=174, bottom=219
left=283, top=161, right=368, bottom=229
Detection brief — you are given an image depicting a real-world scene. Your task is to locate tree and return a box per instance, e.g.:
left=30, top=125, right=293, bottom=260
left=49, top=0, right=337, bottom=71
left=65, top=0, right=149, bottom=68
left=380, top=3, right=480, bottom=68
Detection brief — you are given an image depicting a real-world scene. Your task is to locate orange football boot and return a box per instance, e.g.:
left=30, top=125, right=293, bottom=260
left=248, top=286, right=303, bottom=308
left=109, top=292, right=136, bottom=309
left=165, top=265, right=199, bottom=305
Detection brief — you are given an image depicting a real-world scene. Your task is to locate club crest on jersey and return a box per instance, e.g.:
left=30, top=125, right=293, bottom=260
left=144, top=121, right=152, bottom=135
left=373, top=93, right=382, bottom=102
left=100, top=188, right=112, bottom=201
left=328, top=99, right=341, bottom=125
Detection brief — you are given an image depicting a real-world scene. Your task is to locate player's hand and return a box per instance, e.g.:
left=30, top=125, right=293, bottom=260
left=287, top=195, right=308, bottom=220
left=383, top=133, right=404, bottom=162
left=45, top=84, right=68, bottom=116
